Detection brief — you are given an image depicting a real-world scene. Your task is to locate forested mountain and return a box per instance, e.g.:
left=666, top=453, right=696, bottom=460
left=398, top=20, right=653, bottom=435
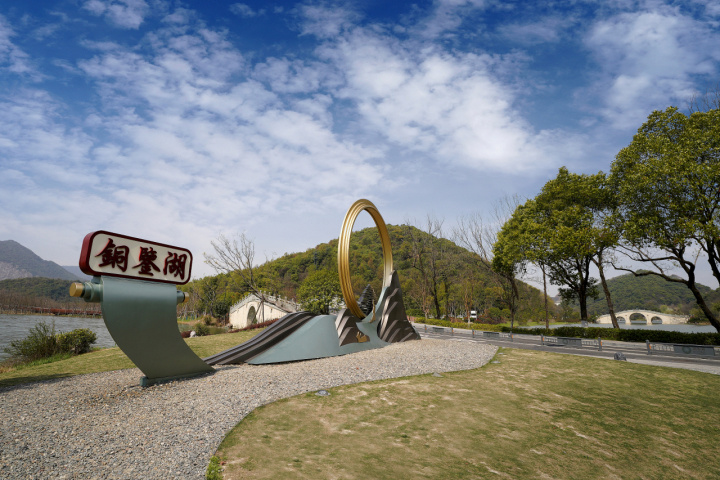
left=184, top=224, right=556, bottom=323
left=584, top=272, right=719, bottom=317
left=0, top=240, right=78, bottom=281
left=0, top=278, right=77, bottom=302
left=0, top=277, right=91, bottom=312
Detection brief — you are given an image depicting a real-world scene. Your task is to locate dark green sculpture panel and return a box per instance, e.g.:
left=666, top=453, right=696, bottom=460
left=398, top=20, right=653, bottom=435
left=73, top=276, right=212, bottom=386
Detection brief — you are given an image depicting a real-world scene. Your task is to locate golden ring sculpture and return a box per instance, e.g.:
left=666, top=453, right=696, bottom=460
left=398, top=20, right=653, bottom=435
left=338, top=199, right=394, bottom=319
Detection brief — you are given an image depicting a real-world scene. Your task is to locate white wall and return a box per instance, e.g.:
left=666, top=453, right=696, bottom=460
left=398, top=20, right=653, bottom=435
left=229, top=301, right=290, bottom=329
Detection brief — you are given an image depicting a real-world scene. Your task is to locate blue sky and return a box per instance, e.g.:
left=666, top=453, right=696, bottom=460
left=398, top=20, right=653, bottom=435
left=1, top=0, right=719, bottom=288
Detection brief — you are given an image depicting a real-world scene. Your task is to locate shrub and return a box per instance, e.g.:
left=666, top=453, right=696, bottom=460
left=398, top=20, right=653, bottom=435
left=57, top=328, right=97, bottom=354
left=503, top=326, right=720, bottom=345
left=238, top=318, right=279, bottom=331
left=417, top=317, right=506, bottom=332
left=193, top=323, right=211, bottom=336
left=3, top=321, right=59, bottom=360
left=3, top=321, right=98, bottom=361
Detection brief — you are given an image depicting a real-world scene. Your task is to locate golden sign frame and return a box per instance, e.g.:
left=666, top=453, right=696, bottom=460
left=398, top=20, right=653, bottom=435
left=338, top=199, right=394, bottom=319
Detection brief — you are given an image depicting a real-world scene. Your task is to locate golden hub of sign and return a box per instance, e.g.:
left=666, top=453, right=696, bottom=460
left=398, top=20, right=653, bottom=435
left=337, top=199, right=393, bottom=320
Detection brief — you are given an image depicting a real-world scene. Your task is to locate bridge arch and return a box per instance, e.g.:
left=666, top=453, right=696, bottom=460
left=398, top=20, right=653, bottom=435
left=595, top=310, right=689, bottom=325
left=229, top=293, right=301, bottom=329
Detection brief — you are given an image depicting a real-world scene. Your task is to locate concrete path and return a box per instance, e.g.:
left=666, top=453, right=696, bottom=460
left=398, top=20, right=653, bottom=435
left=414, top=323, right=720, bottom=375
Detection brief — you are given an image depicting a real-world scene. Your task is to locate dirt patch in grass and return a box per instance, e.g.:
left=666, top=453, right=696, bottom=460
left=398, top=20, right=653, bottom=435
left=216, top=348, right=720, bottom=480
left=0, top=329, right=260, bottom=387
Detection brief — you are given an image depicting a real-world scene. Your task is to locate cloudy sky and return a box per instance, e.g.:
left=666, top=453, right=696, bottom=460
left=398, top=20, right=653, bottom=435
left=1, top=0, right=719, bottom=286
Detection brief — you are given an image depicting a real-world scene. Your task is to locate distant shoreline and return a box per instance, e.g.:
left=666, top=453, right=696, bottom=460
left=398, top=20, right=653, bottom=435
left=0, top=309, right=101, bottom=318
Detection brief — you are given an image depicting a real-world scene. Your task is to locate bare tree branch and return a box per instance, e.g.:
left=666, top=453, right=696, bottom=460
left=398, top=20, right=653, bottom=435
left=204, top=233, right=268, bottom=319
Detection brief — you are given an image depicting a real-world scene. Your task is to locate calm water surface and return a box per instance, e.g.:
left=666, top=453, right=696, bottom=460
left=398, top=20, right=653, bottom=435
left=0, top=314, right=115, bottom=361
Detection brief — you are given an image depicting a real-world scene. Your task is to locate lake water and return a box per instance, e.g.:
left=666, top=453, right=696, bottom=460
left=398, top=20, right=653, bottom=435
left=0, top=314, right=116, bottom=361
left=532, top=323, right=717, bottom=334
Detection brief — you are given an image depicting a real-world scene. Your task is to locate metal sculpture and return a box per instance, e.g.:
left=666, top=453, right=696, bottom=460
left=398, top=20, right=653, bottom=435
left=70, top=200, right=419, bottom=383
left=206, top=199, right=420, bottom=365
left=70, top=232, right=212, bottom=386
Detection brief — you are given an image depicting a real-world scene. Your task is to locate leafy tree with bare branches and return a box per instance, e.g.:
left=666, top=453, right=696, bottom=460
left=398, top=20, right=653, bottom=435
left=494, top=169, right=619, bottom=324
left=610, top=106, right=720, bottom=331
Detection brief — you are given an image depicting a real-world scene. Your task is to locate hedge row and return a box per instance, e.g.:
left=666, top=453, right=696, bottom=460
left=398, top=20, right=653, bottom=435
left=413, top=318, right=720, bottom=345
left=500, top=326, right=720, bottom=346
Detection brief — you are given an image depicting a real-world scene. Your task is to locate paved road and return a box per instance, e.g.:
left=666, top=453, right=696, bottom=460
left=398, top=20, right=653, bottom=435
left=414, top=323, right=720, bottom=375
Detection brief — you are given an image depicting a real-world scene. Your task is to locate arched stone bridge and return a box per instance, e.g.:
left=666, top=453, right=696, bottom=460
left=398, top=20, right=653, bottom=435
left=229, top=293, right=301, bottom=329
left=595, top=310, right=689, bottom=325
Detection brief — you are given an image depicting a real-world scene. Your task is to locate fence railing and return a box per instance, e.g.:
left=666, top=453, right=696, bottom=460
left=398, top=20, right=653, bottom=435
left=541, top=335, right=602, bottom=351
left=421, top=325, right=514, bottom=342
left=646, top=340, right=718, bottom=357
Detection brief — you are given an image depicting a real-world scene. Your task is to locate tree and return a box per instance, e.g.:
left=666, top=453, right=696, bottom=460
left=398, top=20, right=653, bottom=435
left=195, top=275, right=222, bottom=318
left=496, top=169, right=618, bottom=323
left=689, top=83, right=720, bottom=113
left=542, top=169, right=618, bottom=323
left=204, top=233, right=271, bottom=322
left=455, top=197, right=524, bottom=329
left=405, top=216, right=451, bottom=319
left=204, top=233, right=261, bottom=294
left=610, top=106, right=720, bottom=331
left=297, top=269, right=343, bottom=315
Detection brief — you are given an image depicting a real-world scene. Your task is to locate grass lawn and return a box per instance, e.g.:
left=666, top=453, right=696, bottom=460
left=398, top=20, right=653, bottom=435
left=0, top=330, right=260, bottom=388
left=215, top=348, right=720, bottom=480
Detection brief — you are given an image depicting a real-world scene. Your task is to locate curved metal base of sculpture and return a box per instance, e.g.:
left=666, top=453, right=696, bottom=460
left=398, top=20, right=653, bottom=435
left=98, top=276, right=213, bottom=385
left=205, top=270, right=419, bottom=365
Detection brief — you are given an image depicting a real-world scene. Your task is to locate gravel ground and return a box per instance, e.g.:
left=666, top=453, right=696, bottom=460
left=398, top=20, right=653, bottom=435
left=0, top=339, right=496, bottom=479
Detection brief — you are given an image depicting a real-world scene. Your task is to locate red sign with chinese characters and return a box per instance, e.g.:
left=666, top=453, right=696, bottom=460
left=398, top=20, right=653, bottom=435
left=79, top=231, right=193, bottom=285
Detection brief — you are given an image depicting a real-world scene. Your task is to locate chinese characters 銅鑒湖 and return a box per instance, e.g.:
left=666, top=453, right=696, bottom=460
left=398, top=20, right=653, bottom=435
left=94, top=238, right=187, bottom=280
left=96, top=238, right=129, bottom=272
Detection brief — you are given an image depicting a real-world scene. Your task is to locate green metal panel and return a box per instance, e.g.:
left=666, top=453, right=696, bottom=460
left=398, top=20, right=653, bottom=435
left=88, top=276, right=212, bottom=385
left=247, top=314, right=387, bottom=364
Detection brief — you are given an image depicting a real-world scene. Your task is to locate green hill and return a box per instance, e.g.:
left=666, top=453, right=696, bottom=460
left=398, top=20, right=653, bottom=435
left=0, top=277, right=77, bottom=302
left=186, top=224, right=555, bottom=323
left=585, top=272, right=719, bottom=317
left=0, top=240, right=78, bottom=281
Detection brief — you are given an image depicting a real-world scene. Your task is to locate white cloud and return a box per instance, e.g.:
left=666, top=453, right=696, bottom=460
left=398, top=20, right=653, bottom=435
left=66, top=18, right=389, bottom=270
left=253, top=58, right=332, bottom=94
left=498, top=16, right=570, bottom=44
left=314, top=25, right=571, bottom=172
left=298, top=4, right=362, bottom=39
left=10, top=0, right=717, bottom=277
left=0, top=89, right=93, bottom=171
left=693, top=0, right=720, bottom=18
left=82, top=0, right=150, bottom=29
left=412, top=0, right=487, bottom=39
left=586, top=7, right=720, bottom=128
left=230, top=4, right=264, bottom=18
left=0, top=15, right=35, bottom=77
left=162, top=8, right=194, bottom=25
